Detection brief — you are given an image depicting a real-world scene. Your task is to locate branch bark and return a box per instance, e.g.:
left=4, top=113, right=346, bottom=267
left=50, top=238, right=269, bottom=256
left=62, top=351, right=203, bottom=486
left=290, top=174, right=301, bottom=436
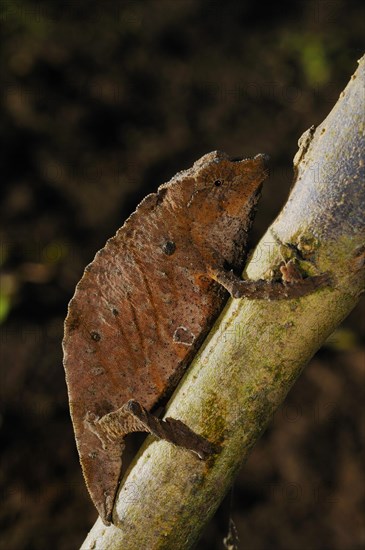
left=81, top=56, right=365, bottom=549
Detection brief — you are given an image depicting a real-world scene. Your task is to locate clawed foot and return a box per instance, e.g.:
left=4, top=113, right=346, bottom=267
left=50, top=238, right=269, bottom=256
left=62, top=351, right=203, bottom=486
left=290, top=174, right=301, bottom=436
left=211, top=259, right=331, bottom=300
left=86, top=400, right=219, bottom=460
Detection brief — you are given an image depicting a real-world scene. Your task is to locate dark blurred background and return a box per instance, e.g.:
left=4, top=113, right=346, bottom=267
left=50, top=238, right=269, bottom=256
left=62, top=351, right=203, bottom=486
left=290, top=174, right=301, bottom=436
left=0, top=1, right=364, bottom=549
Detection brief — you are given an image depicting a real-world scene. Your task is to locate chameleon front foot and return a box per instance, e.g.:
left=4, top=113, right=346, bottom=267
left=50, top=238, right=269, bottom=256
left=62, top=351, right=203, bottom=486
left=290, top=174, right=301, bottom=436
left=212, top=260, right=331, bottom=300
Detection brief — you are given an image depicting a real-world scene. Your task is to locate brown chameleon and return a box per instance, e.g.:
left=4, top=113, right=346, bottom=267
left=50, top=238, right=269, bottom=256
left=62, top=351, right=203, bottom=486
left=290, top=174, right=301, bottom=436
left=63, top=151, right=329, bottom=525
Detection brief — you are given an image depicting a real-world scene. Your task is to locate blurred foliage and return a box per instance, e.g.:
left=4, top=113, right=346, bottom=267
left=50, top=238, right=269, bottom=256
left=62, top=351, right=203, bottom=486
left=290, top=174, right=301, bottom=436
left=281, top=33, right=331, bottom=86
left=323, top=328, right=359, bottom=351
left=0, top=288, right=11, bottom=323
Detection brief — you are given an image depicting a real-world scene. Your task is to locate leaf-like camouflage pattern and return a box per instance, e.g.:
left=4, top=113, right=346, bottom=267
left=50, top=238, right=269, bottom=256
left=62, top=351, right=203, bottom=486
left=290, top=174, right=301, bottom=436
left=63, top=151, right=267, bottom=523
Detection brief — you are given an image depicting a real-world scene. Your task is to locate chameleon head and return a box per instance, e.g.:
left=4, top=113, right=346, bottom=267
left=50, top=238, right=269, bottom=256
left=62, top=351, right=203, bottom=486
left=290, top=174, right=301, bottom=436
left=176, top=150, right=269, bottom=268
left=186, top=150, right=268, bottom=217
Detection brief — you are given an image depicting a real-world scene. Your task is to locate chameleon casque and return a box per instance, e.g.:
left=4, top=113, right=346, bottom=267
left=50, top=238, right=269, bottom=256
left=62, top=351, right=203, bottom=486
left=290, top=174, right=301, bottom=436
left=63, top=151, right=329, bottom=525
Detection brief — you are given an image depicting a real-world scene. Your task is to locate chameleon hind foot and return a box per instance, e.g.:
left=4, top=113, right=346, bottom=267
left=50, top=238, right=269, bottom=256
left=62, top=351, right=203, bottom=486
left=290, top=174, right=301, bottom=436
left=89, top=399, right=218, bottom=460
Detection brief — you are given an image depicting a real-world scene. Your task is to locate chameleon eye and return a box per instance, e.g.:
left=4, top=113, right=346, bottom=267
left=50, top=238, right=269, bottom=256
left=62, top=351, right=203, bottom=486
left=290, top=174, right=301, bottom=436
left=162, top=241, right=176, bottom=255
left=214, top=180, right=223, bottom=187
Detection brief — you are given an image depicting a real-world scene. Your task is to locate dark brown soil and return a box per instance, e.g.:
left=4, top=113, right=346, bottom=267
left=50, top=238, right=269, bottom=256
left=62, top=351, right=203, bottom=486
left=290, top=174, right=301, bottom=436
left=0, top=1, right=364, bottom=549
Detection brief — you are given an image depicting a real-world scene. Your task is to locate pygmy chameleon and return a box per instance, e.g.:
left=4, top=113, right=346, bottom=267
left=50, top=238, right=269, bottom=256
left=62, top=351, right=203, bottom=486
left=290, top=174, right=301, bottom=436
left=63, top=151, right=329, bottom=525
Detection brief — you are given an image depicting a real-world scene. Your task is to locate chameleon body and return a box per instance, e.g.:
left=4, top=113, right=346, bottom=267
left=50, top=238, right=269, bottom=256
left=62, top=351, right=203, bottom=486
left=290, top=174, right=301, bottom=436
left=63, top=151, right=328, bottom=524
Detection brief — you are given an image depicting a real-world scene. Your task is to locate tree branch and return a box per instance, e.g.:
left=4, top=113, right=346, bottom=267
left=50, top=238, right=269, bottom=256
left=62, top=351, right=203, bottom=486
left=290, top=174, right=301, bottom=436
left=81, top=55, right=365, bottom=550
